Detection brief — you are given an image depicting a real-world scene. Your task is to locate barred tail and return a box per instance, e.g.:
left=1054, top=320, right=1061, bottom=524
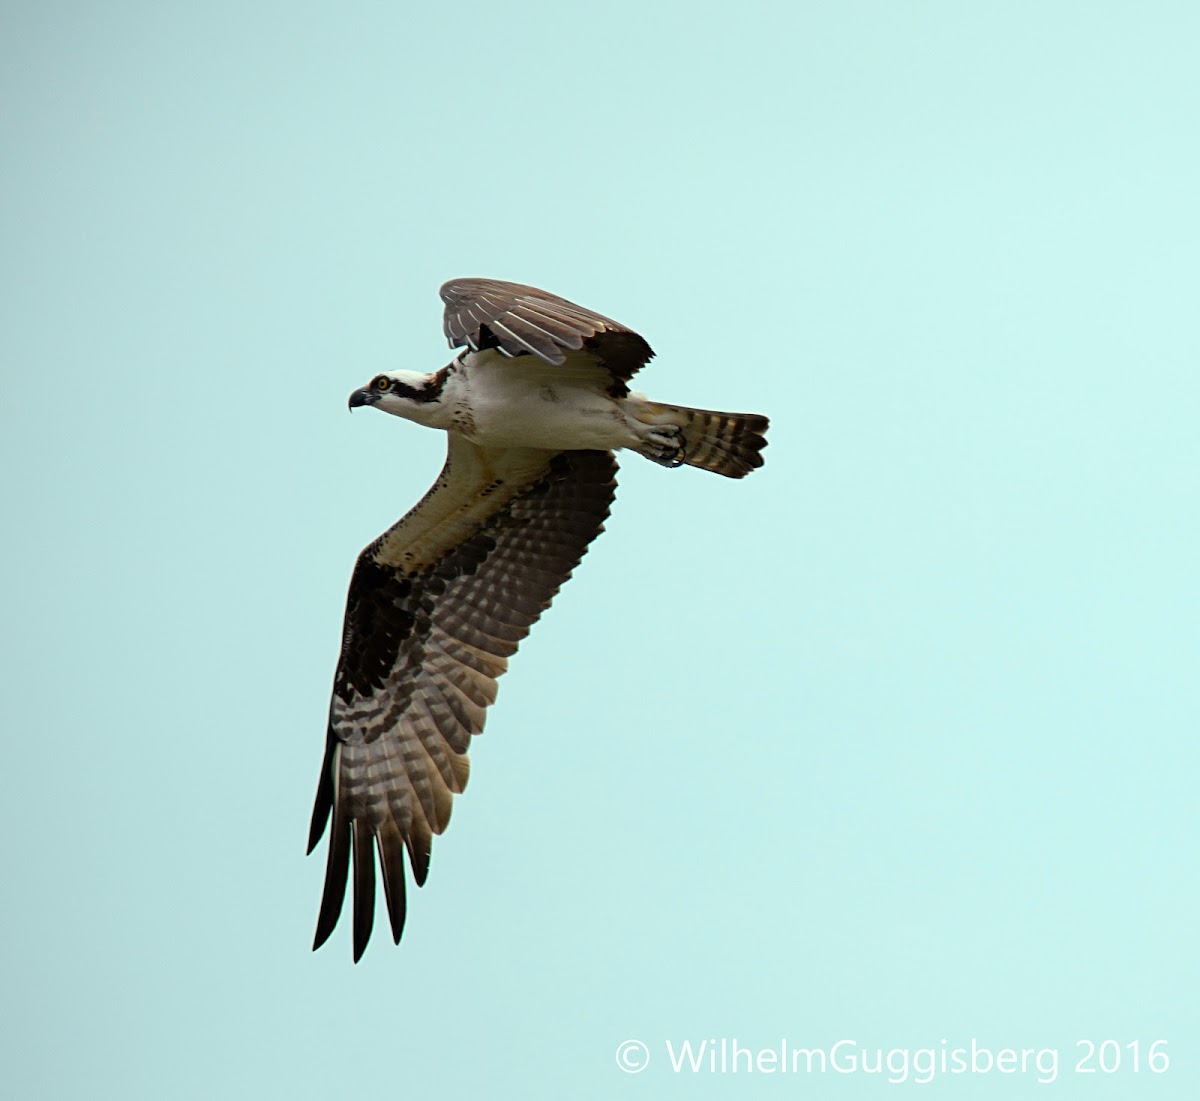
left=636, top=401, right=769, bottom=478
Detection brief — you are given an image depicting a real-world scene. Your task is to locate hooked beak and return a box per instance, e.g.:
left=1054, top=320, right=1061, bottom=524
left=348, top=388, right=378, bottom=411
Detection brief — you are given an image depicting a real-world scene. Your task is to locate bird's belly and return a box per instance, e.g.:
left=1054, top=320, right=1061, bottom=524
left=464, top=383, right=638, bottom=451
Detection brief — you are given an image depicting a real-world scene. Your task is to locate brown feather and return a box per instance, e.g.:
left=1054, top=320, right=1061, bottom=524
left=440, top=278, right=653, bottom=393
left=308, top=441, right=617, bottom=958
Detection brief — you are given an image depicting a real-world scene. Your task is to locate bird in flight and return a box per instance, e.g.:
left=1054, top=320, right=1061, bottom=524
left=308, top=278, right=769, bottom=960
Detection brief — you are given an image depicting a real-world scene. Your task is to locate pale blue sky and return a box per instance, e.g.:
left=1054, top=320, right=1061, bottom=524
left=2, top=2, right=1197, bottom=1098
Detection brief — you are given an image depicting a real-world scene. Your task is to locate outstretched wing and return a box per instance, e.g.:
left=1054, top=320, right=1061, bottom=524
left=440, top=277, right=653, bottom=393
left=308, top=437, right=618, bottom=960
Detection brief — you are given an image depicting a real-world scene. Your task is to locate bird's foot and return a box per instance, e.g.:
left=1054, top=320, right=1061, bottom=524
left=637, top=425, right=687, bottom=469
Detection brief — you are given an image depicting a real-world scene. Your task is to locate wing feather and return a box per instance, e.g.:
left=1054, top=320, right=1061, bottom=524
left=376, top=819, right=408, bottom=944
left=486, top=319, right=545, bottom=358
left=311, top=751, right=350, bottom=951
left=309, top=438, right=618, bottom=958
left=351, top=819, right=376, bottom=962
left=440, top=277, right=653, bottom=392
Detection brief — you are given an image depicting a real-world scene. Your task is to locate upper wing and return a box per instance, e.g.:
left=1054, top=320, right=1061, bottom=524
left=440, top=277, right=653, bottom=393
left=307, top=436, right=618, bottom=960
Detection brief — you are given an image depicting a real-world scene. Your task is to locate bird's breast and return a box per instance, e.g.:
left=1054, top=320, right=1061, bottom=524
left=453, top=360, right=639, bottom=452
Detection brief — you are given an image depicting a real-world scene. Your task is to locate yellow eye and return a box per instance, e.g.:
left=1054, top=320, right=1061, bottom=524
left=373, top=376, right=391, bottom=391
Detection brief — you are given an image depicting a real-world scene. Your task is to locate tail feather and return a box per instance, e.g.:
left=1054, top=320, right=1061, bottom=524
left=637, top=402, right=769, bottom=478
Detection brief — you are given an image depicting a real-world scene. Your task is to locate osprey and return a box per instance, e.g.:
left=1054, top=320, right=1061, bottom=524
left=308, top=278, right=769, bottom=960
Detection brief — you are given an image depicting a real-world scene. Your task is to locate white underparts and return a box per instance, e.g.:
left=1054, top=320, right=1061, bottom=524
left=376, top=350, right=683, bottom=454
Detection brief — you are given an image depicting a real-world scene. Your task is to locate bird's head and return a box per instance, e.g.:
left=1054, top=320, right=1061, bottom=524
left=348, top=370, right=447, bottom=424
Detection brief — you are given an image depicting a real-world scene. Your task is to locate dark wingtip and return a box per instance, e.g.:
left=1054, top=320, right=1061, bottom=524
left=306, top=813, right=328, bottom=857
left=378, top=823, right=409, bottom=945
left=405, top=831, right=432, bottom=887
left=351, top=821, right=376, bottom=963
left=307, top=738, right=335, bottom=854
left=312, top=804, right=350, bottom=953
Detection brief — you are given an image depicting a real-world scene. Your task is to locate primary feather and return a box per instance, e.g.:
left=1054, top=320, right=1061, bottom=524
left=309, top=279, right=768, bottom=959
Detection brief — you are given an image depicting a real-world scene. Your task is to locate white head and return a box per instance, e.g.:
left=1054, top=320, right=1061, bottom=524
left=348, top=368, right=450, bottom=425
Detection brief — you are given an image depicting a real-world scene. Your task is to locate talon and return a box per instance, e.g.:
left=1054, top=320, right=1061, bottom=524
left=638, top=424, right=687, bottom=469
